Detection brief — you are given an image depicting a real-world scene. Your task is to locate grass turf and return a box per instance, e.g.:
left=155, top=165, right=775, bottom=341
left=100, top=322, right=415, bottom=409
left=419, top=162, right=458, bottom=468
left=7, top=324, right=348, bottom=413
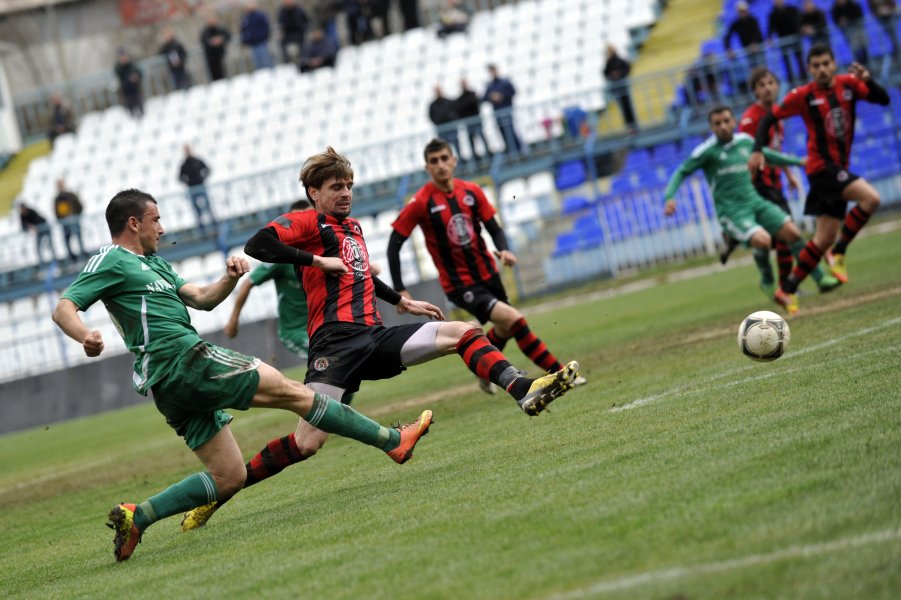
left=0, top=225, right=899, bottom=599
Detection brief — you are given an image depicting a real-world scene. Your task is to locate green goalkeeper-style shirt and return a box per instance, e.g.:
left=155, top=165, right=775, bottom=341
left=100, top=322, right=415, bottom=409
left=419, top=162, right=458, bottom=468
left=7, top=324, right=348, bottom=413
left=663, top=132, right=804, bottom=211
left=62, top=245, right=201, bottom=396
left=248, top=262, right=309, bottom=343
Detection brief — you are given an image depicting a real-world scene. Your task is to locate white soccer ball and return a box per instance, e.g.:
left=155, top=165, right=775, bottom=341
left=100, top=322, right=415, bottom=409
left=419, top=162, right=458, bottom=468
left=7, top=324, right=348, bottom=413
left=737, top=310, right=791, bottom=362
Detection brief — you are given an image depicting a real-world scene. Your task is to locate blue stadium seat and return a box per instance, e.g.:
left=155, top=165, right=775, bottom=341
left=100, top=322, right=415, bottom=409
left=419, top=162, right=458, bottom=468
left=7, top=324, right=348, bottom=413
left=562, top=195, right=593, bottom=214
left=555, top=160, right=587, bottom=191
left=553, top=231, right=580, bottom=257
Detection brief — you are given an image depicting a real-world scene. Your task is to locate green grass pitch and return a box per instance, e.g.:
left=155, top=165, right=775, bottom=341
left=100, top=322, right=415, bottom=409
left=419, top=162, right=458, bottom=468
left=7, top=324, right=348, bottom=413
left=1, top=222, right=899, bottom=599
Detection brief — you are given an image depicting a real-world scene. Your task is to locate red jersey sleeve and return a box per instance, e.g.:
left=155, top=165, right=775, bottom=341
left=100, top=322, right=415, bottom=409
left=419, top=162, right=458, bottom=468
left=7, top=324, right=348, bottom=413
left=471, top=183, right=497, bottom=222
left=772, top=86, right=806, bottom=119
left=738, top=106, right=757, bottom=136
left=840, top=74, right=871, bottom=99
left=266, top=210, right=316, bottom=247
left=392, top=193, right=425, bottom=238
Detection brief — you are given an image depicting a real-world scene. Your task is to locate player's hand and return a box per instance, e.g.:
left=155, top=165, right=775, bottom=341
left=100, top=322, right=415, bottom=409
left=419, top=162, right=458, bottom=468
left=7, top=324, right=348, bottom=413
left=787, top=172, right=800, bottom=193
left=664, top=199, right=676, bottom=217
left=396, top=289, right=413, bottom=313
left=314, top=256, right=348, bottom=276
left=748, top=151, right=766, bottom=174
left=494, top=249, right=517, bottom=266
left=849, top=62, right=870, bottom=81
left=225, top=256, right=250, bottom=280
left=83, top=330, right=104, bottom=357
left=397, top=296, right=446, bottom=320
left=224, top=318, right=238, bottom=338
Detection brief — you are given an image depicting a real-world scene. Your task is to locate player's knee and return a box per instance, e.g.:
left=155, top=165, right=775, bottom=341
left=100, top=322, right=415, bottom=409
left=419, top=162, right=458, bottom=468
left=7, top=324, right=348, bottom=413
left=213, top=463, right=246, bottom=497
left=295, top=434, right=326, bottom=459
left=860, top=193, right=880, bottom=213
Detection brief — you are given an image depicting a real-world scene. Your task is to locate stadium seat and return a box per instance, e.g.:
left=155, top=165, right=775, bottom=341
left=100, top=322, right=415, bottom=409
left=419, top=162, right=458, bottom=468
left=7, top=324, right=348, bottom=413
left=555, top=160, right=588, bottom=191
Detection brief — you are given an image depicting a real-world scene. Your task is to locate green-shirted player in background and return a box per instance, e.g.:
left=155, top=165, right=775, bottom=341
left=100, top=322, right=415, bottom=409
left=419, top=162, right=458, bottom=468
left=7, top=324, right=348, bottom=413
left=664, top=106, right=812, bottom=315
left=51, top=189, right=435, bottom=562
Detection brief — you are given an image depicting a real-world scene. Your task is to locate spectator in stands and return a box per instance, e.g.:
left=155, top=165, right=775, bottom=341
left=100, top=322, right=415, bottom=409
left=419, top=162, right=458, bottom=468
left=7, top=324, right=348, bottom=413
left=483, top=64, right=522, bottom=155
left=278, top=0, right=309, bottom=66
left=46, top=93, right=76, bottom=147
left=832, top=0, right=868, bottom=64
left=428, top=85, right=460, bottom=155
left=178, top=145, right=216, bottom=234
left=53, top=179, right=86, bottom=262
left=870, top=1, right=900, bottom=62
left=603, top=44, right=637, bottom=131
left=315, top=0, right=343, bottom=48
left=400, top=0, right=420, bottom=31
left=368, top=0, right=391, bottom=38
left=723, top=1, right=765, bottom=67
left=299, top=27, right=338, bottom=73
left=114, top=49, right=143, bottom=118
left=160, top=28, right=191, bottom=91
left=455, top=78, right=490, bottom=161
left=241, top=1, right=275, bottom=70
left=800, top=0, right=830, bottom=45
left=18, top=202, right=58, bottom=269
left=437, top=0, right=472, bottom=38
left=200, top=13, right=231, bottom=82
left=345, top=0, right=373, bottom=45
left=767, top=0, right=805, bottom=83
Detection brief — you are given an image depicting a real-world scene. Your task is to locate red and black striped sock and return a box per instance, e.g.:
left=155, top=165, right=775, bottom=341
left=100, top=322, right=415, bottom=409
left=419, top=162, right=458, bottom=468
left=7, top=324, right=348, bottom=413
left=486, top=327, right=510, bottom=352
left=775, top=241, right=793, bottom=287
left=832, top=206, right=871, bottom=256
left=456, top=328, right=523, bottom=396
left=244, top=434, right=305, bottom=487
left=784, top=240, right=823, bottom=294
left=510, top=317, right=563, bottom=372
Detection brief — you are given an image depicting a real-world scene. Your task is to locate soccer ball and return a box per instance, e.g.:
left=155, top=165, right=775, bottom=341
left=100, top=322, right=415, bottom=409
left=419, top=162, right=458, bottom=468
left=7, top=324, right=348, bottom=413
left=737, top=310, right=791, bottom=362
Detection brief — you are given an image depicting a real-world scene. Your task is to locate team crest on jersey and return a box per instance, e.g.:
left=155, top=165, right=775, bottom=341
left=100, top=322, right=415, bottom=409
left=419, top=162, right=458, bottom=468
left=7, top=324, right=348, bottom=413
left=341, top=236, right=369, bottom=273
left=462, top=192, right=476, bottom=207
left=843, top=89, right=853, bottom=101
left=313, top=357, right=330, bottom=371
left=463, top=290, right=475, bottom=303
left=837, top=170, right=849, bottom=182
left=447, top=213, right=475, bottom=246
left=825, top=107, right=848, bottom=138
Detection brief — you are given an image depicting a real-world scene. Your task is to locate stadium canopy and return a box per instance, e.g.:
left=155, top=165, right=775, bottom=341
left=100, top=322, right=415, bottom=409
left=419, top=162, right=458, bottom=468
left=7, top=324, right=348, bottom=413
left=0, top=0, right=82, bottom=16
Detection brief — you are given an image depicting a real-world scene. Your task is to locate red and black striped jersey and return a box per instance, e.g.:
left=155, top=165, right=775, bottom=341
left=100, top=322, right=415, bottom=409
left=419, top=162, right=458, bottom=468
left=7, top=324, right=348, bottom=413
left=392, top=179, right=498, bottom=294
left=771, top=74, right=871, bottom=173
left=740, top=101, right=786, bottom=190
left=266, top=210, right=380, bottom=337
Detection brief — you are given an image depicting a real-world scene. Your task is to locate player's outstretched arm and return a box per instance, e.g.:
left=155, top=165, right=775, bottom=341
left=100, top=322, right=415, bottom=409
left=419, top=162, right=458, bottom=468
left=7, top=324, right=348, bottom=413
left=386, top=230, right=408, bottom=291
left=761, top=147, right=806, bottom=168
left=397, top=295, right=446, bottom=321
left=52, top=298, right=104, bottom=357
left=179, top=256, right=250, bottom=311
left=484, top=217, right=516, bottom=266
left=850, top=62, right=891, bottom=105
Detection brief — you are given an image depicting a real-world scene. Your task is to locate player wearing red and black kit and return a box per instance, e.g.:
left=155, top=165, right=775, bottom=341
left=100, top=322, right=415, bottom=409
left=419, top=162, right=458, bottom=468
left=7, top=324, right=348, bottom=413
left=388, top=139, right=580, bottom=382
left=752, top=47, right=889, bottom=297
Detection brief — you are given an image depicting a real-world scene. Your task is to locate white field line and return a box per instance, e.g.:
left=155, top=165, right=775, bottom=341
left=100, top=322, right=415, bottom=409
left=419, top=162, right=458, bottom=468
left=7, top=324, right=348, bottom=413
left=544, top=527, right=901, bottom=599
left=610, top=316, right=901, bottom=413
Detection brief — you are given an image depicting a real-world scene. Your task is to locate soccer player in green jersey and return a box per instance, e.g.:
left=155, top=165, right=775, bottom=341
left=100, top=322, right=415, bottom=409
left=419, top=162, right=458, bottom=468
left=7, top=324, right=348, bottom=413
left=663, top=105, right=812, bottom=315
left=51, top=189, right=435, bottom=562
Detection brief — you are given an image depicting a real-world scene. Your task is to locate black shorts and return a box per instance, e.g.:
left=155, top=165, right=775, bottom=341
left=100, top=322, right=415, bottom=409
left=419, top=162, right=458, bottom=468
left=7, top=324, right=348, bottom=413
left=754, top=184, right=791, bottom=215
left=305, top=322, right=424, bottom=394
left=447, top=275, right=509, bottom=324
left=806, top=167, right=859, bottom=219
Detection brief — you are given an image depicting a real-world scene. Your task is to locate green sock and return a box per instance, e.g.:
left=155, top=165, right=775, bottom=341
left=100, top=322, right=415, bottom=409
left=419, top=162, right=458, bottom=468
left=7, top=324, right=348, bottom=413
left=810, top=264, right=826, bottom=283
left=134, top=472, right=218, bottom=531
left=304, top=393, right=400, bottom=451
left=752, top=247, right=774, bottom=285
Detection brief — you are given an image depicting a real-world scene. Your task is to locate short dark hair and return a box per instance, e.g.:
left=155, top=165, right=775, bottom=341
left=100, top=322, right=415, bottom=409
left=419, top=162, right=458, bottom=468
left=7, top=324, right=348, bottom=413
left=749, top=66, right=777, bottom=91
left=423, top=138, right=453, bottom=161
left=707, top=105, right=733, bottom=121
left=290, top=199, right=312, bottom=211
left=299, top=146, right=354, bottom=204
left=106, top=189, right=157, bottom=236
left=807, top=44, right=834, bottom=64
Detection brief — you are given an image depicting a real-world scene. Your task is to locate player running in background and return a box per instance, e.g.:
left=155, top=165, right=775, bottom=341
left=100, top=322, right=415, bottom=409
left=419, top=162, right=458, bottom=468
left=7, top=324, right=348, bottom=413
left=182, top=147, right=579, bottom=530
left=732, top=66, right=840, bottom=296
left=51, top=189, right=434, bottom=561
left=387, top=138, right=586, bottom=392
left=664, top=106, right=812, bottom=314
left=748, top=45, right=890, bottom=311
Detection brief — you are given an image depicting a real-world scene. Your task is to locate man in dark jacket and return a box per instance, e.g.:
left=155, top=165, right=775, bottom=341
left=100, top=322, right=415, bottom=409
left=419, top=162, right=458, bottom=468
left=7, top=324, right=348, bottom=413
left=603, top=44, right=637, bottom=130
left=54, top=179, right=86, bottom=262
left=179, top=145, right=216, bottom=234
left=832, top=0, right=868, bottom=64
left=47, top=93, right=76, bottom=146
left=724, top=1, right=764, bottom=67
left=455, top=79, right=490, bottom=160
left=201, top=14, right=231, bottom=82
left=800, top=0, right=830, bottom=45
left=768, top=0, right=805, bottom=82
left=482, top=64, right=521, bottom=155
left=429, top=85, right=460, bottom=155
left=299, top=28, right=338, bottom=72
left=870, top=0, right=900, bottom=62
left=160, top=28, right=191, bottom=91
left=278, top=0, right=308, bottom=65
left=114, top=49, right=143, bottom=118
left=19, top=202, right=58, bottom=269
left=241, top=1, right=274, bottom=70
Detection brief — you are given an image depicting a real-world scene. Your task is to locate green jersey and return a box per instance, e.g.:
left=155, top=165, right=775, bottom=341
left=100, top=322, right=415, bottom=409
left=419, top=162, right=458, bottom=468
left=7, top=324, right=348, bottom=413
left=249, top=262, right=308, bottom=344
left=62, top=245, right=201, bottom=395
left=664, top=132, right=804, bottom=213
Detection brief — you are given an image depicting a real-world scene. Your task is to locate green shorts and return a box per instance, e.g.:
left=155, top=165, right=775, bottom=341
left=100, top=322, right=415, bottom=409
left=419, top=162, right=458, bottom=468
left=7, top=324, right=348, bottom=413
left=718, top=196, right=790, bottom=244
left=282, top=333, right=310, bottom=361
left=151, top=342, right=261, bottom=450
